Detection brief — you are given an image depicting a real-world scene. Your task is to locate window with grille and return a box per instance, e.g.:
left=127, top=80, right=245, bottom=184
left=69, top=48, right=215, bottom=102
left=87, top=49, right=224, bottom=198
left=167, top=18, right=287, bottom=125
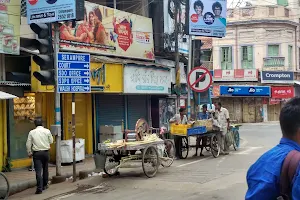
left=241, top=46, right=253, bottom=69
left=21, top=0, right=27, bottom=17
left=221, top=47, right=233, bottom=69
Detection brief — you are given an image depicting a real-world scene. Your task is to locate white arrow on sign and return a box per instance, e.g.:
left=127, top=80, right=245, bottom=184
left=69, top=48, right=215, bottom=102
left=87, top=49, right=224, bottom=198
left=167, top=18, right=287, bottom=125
left=187, top=66, right=212, bottom=92
left=84, top=71, right=89, bottom=75
left=84, top=78, right=90, bottom=83
left=84, top=86, right=90, bottom=90
left=84, top=64, right=89, bottom=68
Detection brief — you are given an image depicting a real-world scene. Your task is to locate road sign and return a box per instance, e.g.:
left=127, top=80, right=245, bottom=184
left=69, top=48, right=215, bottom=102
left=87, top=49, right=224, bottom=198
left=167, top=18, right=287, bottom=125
left=187, top=66, right=212, bottom=92
left=57, top=52, right=91, bottom=93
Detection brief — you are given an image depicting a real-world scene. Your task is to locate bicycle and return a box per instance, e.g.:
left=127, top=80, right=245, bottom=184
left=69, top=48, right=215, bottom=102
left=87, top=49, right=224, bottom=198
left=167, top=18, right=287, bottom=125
left=227, top=123, right=242, bottom=151
left=0, top=172, right=10, bottom=200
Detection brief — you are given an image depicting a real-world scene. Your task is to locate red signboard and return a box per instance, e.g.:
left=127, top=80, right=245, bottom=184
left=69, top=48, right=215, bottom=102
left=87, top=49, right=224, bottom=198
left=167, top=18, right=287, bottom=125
left=213, top=69, right=258, bottom=81
left=271, top=86, right=294, bottom=99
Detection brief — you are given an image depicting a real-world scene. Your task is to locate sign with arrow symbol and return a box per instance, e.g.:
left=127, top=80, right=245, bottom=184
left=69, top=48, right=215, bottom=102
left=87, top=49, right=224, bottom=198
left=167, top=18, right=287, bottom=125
left=57, top=52, right=91, bottom=93
left=187, top=66, right=212, bottom=92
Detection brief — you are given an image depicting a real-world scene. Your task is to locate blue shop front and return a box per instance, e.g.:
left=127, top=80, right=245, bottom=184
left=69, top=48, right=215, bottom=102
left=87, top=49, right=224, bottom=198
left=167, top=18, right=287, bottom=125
left=218, top=85, right=271, bottom=123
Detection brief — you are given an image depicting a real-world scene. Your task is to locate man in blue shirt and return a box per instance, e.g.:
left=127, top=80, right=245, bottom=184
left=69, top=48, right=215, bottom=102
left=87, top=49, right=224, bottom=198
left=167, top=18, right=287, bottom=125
left=194, top=104, right=211, bottom=157
left=246, top=97, right=300, bottom=199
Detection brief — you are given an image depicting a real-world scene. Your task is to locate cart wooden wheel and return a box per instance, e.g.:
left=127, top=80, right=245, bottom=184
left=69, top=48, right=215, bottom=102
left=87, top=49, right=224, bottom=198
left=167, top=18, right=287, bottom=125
left=210, top=135, right=220, bottom=158
left=103, top=155, right=120, bottom=176
left=161, top=139, right=175, bottom=167
left=142, top=145, right=159, bottom=178
left=180, top=137, right=189, bottom=159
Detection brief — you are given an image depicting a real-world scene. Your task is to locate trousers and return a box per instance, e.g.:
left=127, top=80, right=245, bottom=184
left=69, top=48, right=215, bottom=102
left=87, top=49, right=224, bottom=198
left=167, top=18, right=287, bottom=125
left=217, top=130, right=229, bottom=152
left=33, top=150, right=49, bottom=192
left=174, top=135, right=182, bottom=158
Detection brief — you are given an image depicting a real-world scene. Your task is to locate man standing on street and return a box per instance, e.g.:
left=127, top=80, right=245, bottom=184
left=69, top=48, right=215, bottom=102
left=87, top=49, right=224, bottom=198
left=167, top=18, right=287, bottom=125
left=169, top=108, right=188, bottom=159
left=26, top=117, right=53, bottom=194
left=246, top=97, right=300, bottom=199
left=215, top=102, right=230, bottom=155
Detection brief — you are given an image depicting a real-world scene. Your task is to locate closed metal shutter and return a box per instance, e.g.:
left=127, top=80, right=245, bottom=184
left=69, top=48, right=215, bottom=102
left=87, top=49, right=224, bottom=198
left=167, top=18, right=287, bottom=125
left=127, top=95, right=148, bottom=130
left=95, top=94, right=124, bottom=142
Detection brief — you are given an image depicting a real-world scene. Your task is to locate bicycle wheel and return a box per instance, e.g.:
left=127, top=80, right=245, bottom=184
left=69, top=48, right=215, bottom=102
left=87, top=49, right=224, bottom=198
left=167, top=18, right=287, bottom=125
left=142, top=146, right=159, bottom=178
left=233, top=130, right=240, bottom=150
left=103, top=155, right=120, bottom=176
left=161, top=139, right=175, bottom=167
left=0, top=172, right=9, bottom=200
left=210, top=135, right=220, bottom=158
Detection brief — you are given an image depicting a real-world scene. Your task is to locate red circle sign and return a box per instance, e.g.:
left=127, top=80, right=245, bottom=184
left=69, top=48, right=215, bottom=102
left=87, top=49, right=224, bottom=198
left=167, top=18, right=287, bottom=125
left=187, top=66, right=212, bottom=92
left=190, top=14, right=199, bottom=23
left=28, top=0, right=38, bottom=5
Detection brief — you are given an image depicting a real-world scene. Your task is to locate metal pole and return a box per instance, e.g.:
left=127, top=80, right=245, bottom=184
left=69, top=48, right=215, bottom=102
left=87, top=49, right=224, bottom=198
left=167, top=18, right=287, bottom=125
left=72, top=93, right=76, bottom=182
left=187, top=36, right=193, bottom=119
left=174, top=0, right=180, bottom=111
left=113, top=0, right=116, bottom=9
left=53, top=22, right=62, bottom=176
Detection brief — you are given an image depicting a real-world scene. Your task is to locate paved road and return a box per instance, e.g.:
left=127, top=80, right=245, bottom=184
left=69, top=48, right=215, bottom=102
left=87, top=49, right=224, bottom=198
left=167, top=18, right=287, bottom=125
left=10, top=123, right=281, bottom=200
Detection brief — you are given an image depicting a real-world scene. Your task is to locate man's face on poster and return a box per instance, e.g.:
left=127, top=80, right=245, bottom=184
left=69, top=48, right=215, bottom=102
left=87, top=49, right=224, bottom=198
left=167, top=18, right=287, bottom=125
left=214, top=6, right=221, bottom=17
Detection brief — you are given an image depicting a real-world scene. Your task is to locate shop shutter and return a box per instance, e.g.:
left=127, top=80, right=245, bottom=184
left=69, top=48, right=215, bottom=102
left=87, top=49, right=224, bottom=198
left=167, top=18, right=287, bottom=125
left=127, top=95, right=148, bottom=130
left=95, top=94, right=125, bottom=140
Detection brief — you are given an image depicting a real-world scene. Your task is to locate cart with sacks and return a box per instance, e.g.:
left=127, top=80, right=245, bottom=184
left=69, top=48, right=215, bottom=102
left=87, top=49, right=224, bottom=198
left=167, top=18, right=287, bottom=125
left=94, top=119, right=175, bottom=178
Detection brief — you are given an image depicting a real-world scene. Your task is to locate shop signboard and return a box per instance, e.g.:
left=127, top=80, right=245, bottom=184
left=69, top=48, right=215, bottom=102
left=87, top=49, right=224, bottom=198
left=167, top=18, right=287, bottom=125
left=220, top=85, right=270, bottom=97
left=261, top=71, right=294, bottom=83
left=189, top=0, right=227, bottom=37
left=0, top=1, right=21, bottom=55
left=26, top=0, right=76, bottom=24
left=59, top=1, right=154, bottom=61
left=123, top=65, right=171, bottom=94
left=271, top=86, right=294, bottom=99
left=213, top=69, right=258, bottom=81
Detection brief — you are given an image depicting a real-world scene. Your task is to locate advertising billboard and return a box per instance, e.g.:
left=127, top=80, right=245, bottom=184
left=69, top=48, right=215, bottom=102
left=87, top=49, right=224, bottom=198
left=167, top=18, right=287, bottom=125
left=0, top=0, right=20, bottom=55
left=163, top=0, right=189, bottom=54
left=59, top=1, right=155, bottom=60
left=26, top=0, right=76, bottom=24
left=189, top=0, right=227, bottom=37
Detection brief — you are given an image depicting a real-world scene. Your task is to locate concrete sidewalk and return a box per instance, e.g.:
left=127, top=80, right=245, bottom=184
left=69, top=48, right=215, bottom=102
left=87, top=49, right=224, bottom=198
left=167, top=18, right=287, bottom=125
left=4, top=157, right=96, bottom=196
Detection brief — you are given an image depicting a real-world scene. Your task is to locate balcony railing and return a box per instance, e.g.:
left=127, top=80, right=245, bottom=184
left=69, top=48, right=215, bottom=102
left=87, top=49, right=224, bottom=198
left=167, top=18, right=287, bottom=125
left=263, top=57, right=285, bottom=67
left=202, top=61, right=213, bottom=70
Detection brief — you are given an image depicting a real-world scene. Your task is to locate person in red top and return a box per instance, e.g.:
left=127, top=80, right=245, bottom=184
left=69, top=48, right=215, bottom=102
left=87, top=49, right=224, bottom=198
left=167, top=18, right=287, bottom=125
left=60, top=20, right=87, bottom=42
left=75, top=8, right=95, bottom=43
left=93, top=7, right=108, bottom=45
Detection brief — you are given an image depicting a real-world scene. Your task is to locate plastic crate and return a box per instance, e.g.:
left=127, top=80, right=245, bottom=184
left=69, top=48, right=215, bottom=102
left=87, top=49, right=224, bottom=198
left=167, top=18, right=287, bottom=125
left=170, top=124, right=192, bottom=136
left=187, top=126, right=207, bottom=136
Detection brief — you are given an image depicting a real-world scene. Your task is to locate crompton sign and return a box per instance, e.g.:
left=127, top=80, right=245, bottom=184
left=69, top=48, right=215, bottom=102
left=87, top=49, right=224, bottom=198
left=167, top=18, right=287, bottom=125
left=261, top=71, right=294, bottom=84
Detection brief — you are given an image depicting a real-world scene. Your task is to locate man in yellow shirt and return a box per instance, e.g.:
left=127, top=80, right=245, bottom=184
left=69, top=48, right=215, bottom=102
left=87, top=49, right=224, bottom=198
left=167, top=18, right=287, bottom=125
left=26, top=117, right=53, bottom=194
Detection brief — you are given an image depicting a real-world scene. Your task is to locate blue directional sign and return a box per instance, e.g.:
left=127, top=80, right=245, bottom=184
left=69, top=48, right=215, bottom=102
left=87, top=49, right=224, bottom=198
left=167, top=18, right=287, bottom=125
left=57, top=52, right=91, bottom=93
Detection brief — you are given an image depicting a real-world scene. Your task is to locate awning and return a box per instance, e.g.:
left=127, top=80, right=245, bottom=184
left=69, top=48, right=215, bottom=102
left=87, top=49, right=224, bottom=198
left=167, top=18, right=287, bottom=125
left=0, top=91, right=17, bottom=99
left=294, top=80, right=300, bottom=85
left=90, top=55, right=169, bottom=69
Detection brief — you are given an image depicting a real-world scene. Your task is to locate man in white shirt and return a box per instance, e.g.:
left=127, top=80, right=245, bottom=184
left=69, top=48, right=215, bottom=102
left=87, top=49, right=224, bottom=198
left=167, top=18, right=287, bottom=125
left=214, top=102, right=230, bottom=155
left=26, top=117, right=53, bottom=194
left=169, top=108, right=188, bottom=159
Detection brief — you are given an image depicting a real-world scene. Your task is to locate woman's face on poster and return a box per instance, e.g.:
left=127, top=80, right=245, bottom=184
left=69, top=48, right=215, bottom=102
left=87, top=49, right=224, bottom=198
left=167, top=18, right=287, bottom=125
left=89, top=13, right=95, bottom=24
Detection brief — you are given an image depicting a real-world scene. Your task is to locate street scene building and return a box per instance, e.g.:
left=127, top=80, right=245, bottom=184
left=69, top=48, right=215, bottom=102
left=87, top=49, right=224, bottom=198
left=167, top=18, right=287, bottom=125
left=212, top=2, right=298, bottom=123
left=1, top=0, right=300, bottom=199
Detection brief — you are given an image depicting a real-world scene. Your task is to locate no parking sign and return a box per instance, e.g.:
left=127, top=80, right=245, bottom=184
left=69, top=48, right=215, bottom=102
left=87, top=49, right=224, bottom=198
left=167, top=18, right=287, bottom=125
left=187, top=66, right=212, bottom=92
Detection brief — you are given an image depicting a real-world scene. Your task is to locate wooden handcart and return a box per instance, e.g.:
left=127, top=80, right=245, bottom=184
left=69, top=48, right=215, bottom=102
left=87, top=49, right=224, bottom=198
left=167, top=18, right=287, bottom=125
left=94, top=119, right=175, bottom=178
left=170, top=124, right=222, bottom=158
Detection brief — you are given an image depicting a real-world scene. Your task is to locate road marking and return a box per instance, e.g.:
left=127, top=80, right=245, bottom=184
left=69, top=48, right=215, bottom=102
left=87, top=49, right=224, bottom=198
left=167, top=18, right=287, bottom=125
left=176, top=157, right=210, bottom=168
left=234, top=147, right=262, bottom=155
left=52, top=193, right=76, bottom=200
